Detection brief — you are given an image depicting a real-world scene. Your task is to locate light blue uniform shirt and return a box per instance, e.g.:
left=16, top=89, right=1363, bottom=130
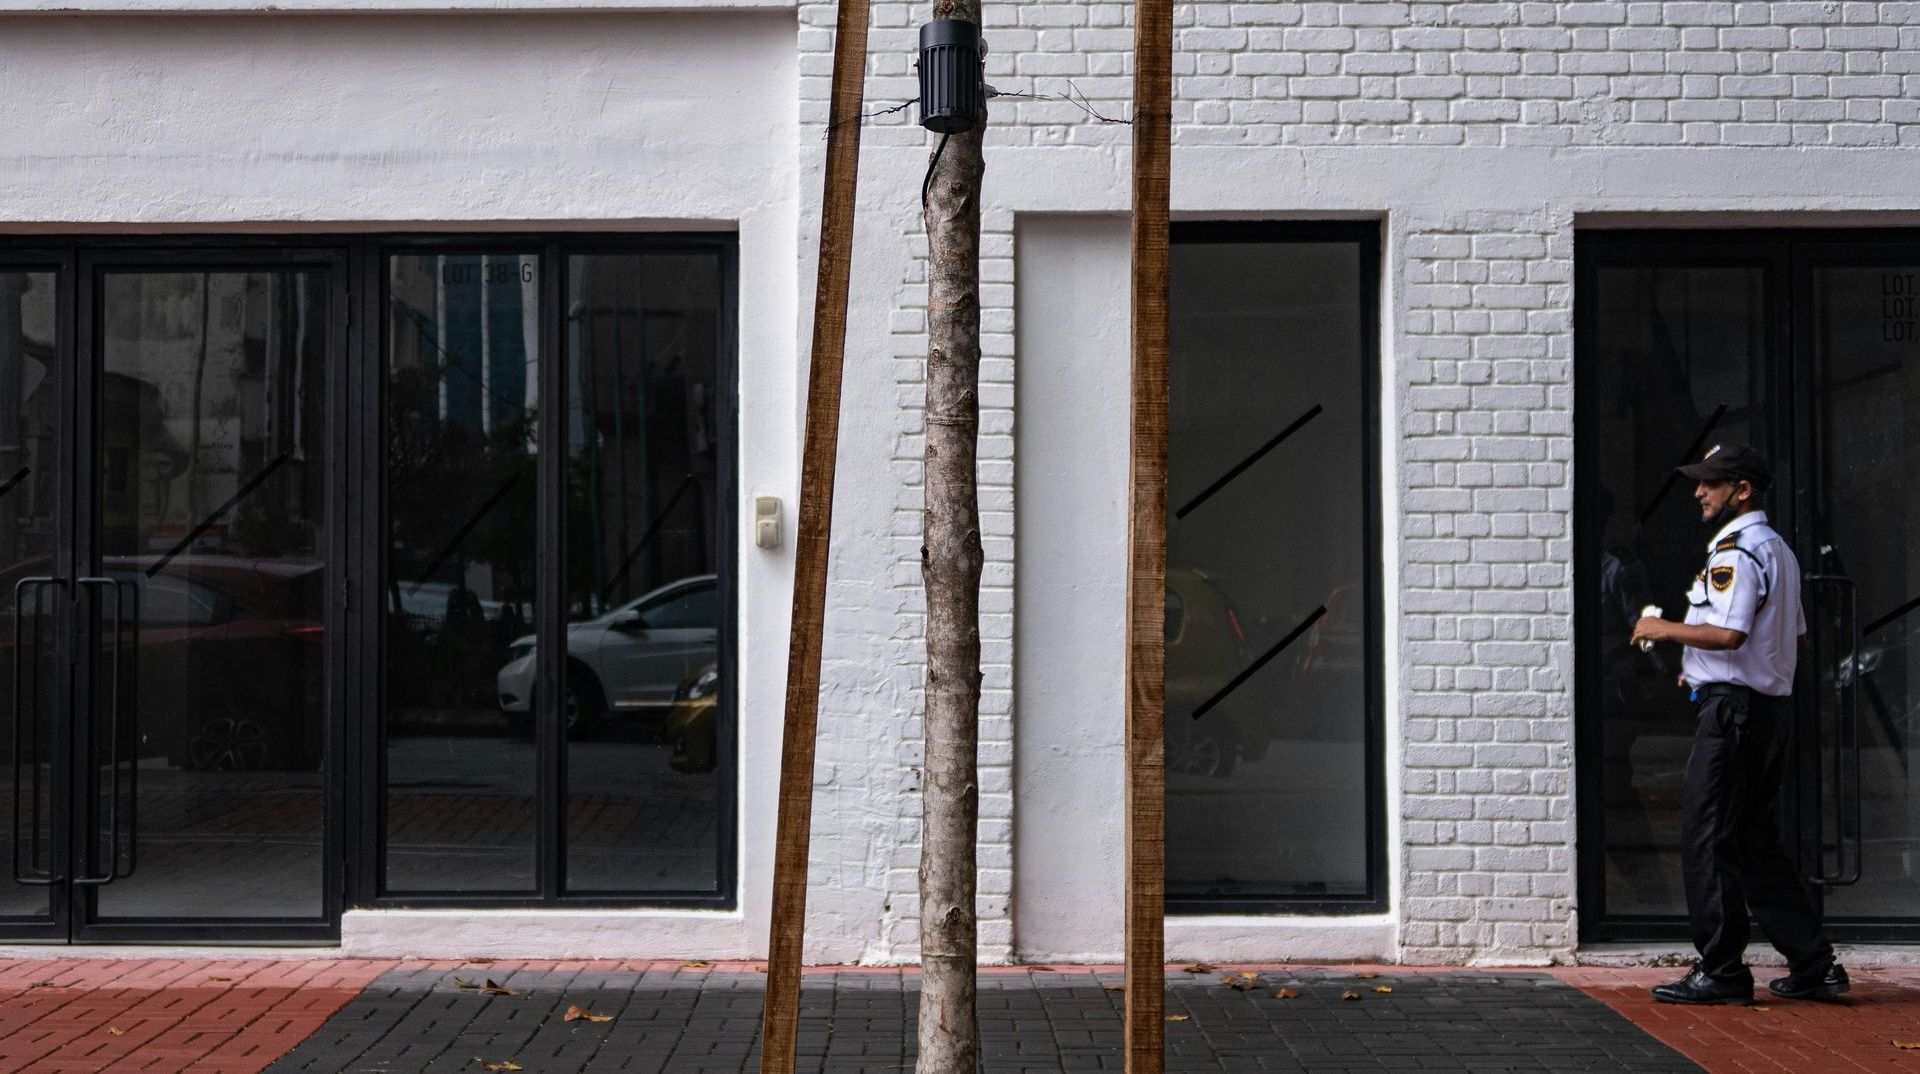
left=1680, top=511, right=1804, bottom=698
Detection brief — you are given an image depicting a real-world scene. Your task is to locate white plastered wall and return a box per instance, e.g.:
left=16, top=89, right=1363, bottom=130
left=0, top=10, right=802, bottom=958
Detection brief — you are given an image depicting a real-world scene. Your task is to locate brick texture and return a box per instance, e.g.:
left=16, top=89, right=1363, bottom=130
left=797, top=0, right=1903, bottom=966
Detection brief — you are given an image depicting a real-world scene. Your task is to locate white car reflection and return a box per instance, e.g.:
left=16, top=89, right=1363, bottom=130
left=496, top=574, right=717, bottom=737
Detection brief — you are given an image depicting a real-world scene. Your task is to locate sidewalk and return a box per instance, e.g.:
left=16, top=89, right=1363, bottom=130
left=0, top=959, right=1915, bottom=1073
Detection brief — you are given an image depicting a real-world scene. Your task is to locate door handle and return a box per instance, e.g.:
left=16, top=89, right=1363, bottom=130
left=72, top=577, right=136, bottom=886
left=11, top=577, right=63, bottom=886
left=1806, top=573, right=1862, bottom=888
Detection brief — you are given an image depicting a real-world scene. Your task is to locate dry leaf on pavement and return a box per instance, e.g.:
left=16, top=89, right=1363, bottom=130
left=1220, top=974, right=1259, bottom=991
left=1272, top=989, right=1300, bottom=1000
left=481, top=1062, right=523, bottom=1072
left=1356, top=972, right=1378, bottom=980
left=681, top=960, right=712, bottom=969
left=564, top=1005, right=613, bottom=1024
left=1339, top=990, right=1361, bottom=1001
left=1104, top=984, right=1125, bottom=992
left=1181, top=963, right=1216, bottom=974
left=1165, top=1014, right=1189, bottom=1022
left=479, top=979, right=520, bottom=997
left=1895, top=1041, right=1920, bottom=1050
left=1372, top=986, right=1393, bottom=994
left=107, top=1027, right=125, bottom=1036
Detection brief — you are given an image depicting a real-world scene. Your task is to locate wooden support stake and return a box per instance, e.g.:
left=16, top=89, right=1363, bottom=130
left=1125, top=0, right=1172, bottom=1069
left=760, top=2, right=871, bottom=1072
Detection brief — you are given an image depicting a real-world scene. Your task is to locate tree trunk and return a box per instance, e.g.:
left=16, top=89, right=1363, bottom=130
left=917, top=2, right=985, bottom=1070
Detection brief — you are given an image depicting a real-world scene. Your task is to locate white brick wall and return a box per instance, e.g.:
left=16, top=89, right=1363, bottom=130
left=1397, top=212, right=1575, bottom=962
left=797, top=0, right=1920, bottom=966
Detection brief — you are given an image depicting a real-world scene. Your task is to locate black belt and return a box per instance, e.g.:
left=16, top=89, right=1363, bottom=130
left=1696, top=683, right=1750, bottom=699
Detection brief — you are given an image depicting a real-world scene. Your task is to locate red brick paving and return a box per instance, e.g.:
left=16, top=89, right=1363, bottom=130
left=0, top=959, right=395, bottom=1074
left=1559, top=966, right=1920, bottom=1073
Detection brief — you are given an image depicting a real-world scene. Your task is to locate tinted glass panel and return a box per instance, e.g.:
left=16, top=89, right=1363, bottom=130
left=0, top=270, right=57, bottom=918
left=562, top=252, right=724, bottom=894
left=1586, top=263, right=1770, bottom=917
left=95, top=269, right=329, bottom=920
left=383, top=253, right=539, bottom=893
left=1809, top=262, right=1920, bottom=919
left=1166, top=238, right=1374, bottom=902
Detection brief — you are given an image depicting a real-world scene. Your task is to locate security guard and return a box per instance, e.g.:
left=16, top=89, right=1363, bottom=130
left=1629, top=444, right=1849, bottom=1005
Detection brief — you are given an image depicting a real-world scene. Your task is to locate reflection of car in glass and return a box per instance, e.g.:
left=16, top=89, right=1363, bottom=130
left=496, top=574, right=717, bottom=738
left=1164, top=568, right=1250, bottom=778
left=665, top=664, right=720, bottom=774
left=1164, top=569, right=1363, bottom=779
left=0, top=555, right=325, bottom=772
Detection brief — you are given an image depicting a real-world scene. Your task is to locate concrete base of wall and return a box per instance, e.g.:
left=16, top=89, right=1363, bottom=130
left=340, top=910, right=753, bottom=960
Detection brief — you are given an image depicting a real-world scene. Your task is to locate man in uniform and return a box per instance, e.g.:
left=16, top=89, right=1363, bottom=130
left=1629, top=444, right=1849, bottom=1005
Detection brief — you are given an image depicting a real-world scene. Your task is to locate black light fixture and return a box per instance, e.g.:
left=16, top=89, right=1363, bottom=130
left=917, top=19, right=985, bottom=134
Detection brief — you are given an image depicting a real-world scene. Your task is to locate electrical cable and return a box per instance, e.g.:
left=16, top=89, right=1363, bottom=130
left=921, top=132, right=951, bottom=211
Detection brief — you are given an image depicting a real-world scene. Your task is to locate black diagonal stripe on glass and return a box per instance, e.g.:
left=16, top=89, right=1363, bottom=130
left=1174, top=403, right=1323, bottom=521
left=405, top=472, right=523, bottom=595
left=598, top=471, right=698, bottom=605
left=1191, top=604, right=1327, bottom=722
left=147, top=452, right=292, bottom=577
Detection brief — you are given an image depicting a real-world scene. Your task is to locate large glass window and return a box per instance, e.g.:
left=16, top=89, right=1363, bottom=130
left=377, top=241, right=733, bottom=905
left=1165, top=225, right=1382, bottom=910
left=563, top=252, right=724, bottom=895
left=382, top=253, right=541, bottom=893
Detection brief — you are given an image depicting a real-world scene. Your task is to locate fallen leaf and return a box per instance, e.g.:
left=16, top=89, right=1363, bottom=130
left=1356, top=972, right=1378, bottom=980
left=209, top=976, right=232, bottom=983
left=1165, top=1014, right=1189, bottom=1022
left=1104, top=984, right=1125, bottom=992
left=481, top=1062, right=523, bottom=1072
left=479, top=979, right=520, bottom=997
left=1181, top=963, right=1215, bottom=974
left=107, top=1026, right=125, bottom=1036
left=1272, top=989, right=1300, bottom=1000
left=1373, top=986, right=1393, bottom=994
left=564, top=1005, right=613, bottom=1024
left=1340, top=990, right=1361, bottom=1001
left=680, top=960, right=712, bottom=969
left=1220, top=974, right=1259, bottom=991
left=1235, top=971, right=1257, bottom=979
left=1895, top=1041, right=1920, bottom=1050
left=468, top=958, right=496, bottom=965
left=1749, top=1004, right=1769, bottom=1012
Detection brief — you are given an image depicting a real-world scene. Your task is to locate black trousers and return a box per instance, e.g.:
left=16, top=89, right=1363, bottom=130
left=1681, top=686, right=1834, bottom=979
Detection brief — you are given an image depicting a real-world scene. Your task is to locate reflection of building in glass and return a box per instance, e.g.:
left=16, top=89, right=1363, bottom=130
left=0, top=274, right=57, bottom=568
left=567, top=254, right=720, bottom=617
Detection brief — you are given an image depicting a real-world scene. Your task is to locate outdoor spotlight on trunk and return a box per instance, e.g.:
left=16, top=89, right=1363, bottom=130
left=916, top=3, right=985, bottom=1074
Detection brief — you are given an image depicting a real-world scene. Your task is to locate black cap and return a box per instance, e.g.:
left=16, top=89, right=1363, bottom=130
left=1676, top=442, right=1773, bottom=489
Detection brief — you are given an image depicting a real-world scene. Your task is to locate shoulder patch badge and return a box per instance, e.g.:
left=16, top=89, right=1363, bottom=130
left=1710, top=563, right=1736, bottom=592
left=1714, top=535, right=1741, bottom=552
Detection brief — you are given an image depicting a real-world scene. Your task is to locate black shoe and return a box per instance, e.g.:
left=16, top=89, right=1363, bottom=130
left=1651, top=968, right=1753, bottom=1005
left=1768, top=962, right=1850, bottom=1001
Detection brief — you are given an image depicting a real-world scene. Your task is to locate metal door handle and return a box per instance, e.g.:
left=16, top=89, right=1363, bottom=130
left=72, top=577, right=136, bottom=885
left=11, top=577, right=62, bottom=885
left=1806, top=573, right=1862, bottom=887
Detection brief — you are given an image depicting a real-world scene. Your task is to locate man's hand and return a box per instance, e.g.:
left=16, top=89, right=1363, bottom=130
left=1630, top=616, right=1670, bottom=649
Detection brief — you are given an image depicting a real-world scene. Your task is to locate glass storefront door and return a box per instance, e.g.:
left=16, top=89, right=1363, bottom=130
left=0, top=252, right=341, bottom=941
left=1578, top=231, right=1920, bottom=941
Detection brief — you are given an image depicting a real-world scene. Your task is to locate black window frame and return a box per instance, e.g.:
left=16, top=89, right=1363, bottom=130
left=359, top=234, right=740, bottom=911
left=0, top=233, right=741, bottom=936
left=1165, top=220, right=1388, bottom=916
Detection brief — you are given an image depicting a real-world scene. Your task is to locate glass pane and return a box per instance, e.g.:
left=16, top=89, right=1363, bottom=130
left=562, top=253, right=724, bottom=894
left=1165, top=240, right=1371, bottom=901
left=1810, top=262, right=1920, bottom=919
left=1586, top=263, right=1769, bottom=917
left=383, top=253, right=539, bottom=893
left=95, top=269, right=329, bottom=920
left=0, top=271, right=57, bottom=917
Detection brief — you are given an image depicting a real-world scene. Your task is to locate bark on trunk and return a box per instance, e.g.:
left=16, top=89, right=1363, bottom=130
left=917, top=1, right=985, bottom=1069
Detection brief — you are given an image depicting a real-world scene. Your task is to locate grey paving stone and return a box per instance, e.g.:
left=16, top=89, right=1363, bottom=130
left=263, top=968, right=1701, bottom=1074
